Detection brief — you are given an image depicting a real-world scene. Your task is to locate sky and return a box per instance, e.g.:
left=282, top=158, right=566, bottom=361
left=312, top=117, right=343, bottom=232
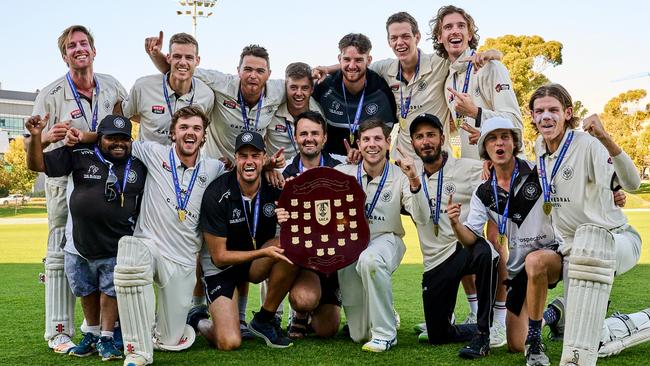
left=2, top=0, right=648, bottom=114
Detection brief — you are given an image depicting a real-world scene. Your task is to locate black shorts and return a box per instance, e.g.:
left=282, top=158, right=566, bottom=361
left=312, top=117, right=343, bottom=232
left=203, top=264, right=250, bottom=303
left=505, top=263, right=562, bottom=316
left=318, top=272, right=341, bottom=307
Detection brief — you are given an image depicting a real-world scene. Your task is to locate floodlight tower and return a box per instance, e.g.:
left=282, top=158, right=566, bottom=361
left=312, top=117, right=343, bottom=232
left=176, top=0, right=218, bottom=38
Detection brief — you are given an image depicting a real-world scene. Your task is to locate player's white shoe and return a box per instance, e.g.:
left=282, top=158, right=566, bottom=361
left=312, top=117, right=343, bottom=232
left=490, top=322, right=507, bottom=348
left=462, top=312, right=477, bottom=325
left=123, top=353, right=149, bottom=366
left=48, top=333, right=75, bottom=354
left=362, top=338, right=397, bottom=352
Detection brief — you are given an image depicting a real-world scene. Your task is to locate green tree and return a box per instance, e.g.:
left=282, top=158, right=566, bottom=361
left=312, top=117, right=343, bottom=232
left=479, top=35, right=587, bottom=157
left=2, top=137, right=38, bottom=193
left=601, top=89, right=650, bottom=173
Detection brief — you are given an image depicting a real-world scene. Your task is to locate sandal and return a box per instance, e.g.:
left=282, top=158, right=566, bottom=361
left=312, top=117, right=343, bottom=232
left=288, top=316, right=309, bottom=339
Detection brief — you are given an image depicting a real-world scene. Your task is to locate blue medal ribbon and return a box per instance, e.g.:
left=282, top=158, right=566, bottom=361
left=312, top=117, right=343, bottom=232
left=451, top=50, right=475, bottom=121
left=342, top=80, right=367, bottom=142
left=491, top=160, right=519, bottom=238
left=163, top=73, right=195, bottom=120
left=421, top=155, right=447, bottom=231
left=169, top=147, right=201, bottom=219
left=238, top=88, right=264, bottom=131
left=539, top=131, right=574, bottom=205
left=284, top=118, right=298, bottom=156
left=94, top=146, right=132, bottom=206
left=238, top=183, right=261, bottom=249
left=357, top=161, right=389, bottom=218
left=66, top=72, right=100, bottom=131
left=398, top=49, right=421, bottom=119
left=298, top=154, right=324, bottom=173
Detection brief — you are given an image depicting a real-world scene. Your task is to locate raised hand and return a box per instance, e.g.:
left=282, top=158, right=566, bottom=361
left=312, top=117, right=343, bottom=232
left=145, top=30, right=164, bottom=57
left=460, top=122, right=480, bottom=145
left=24, top=113, right=49, bottom=136
left=446, top=194, right=462, bottom=225
left=447, top=87, right=478, bottom=119
left=270, top=147, right=286, bottom=169
left=344, top=138, right=361, bottom=164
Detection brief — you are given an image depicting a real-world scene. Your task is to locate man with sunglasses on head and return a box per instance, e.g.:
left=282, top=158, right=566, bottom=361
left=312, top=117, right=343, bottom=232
left=26, top=114, right=146, bottom=361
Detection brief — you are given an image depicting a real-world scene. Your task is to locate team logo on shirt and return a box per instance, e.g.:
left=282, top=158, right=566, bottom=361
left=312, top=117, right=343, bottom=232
left=233, top=208, right=241, bottom=219
left=561, top=166, right=574, bottom=180
left=474, top=86, right=481, bottom=97
left=162, top=161, right=172, bottom=172
left=127, top=170, right=138, bottom=184
left=365, top=103, right=379, bottom=115
left=263, top=203, right=276, bottom=217
left=329, top=101, right=343, bottom=116
left=197, top=173, right=208, bottom=188
left=70, top=109, right=83, bottom=119
left=380, top=190, right=392, bottom=202
left=275, top=124, right=287, bottom=132
left=152, top=105, right=165, bottom=114
left=230, top=207, right=245, bottom=224
left=418, top=81, right=428, bottom=91
left=223, top=100, right=237, bottom=109
left=495, top=84, right=510, bottom=93
left=522, top=182, right=540, bottom=200
left=443, top=182, right=457, bottom=196
left=103, top=99, right=111, bottom=111
left=390, top=84, right=399, bottom=92
left=114, top=118, right=126, bottom=129
left=83, top=165, right=101, bottom=180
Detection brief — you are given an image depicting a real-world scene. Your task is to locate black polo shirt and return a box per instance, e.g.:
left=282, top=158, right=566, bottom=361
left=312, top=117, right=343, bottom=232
left=282, top=151, right=343, bottom=178
left=200, top=171, right=281, bottom=253
left=313, top=69, right=397, bottom=156
left=44, top=143, right=147, bottom=259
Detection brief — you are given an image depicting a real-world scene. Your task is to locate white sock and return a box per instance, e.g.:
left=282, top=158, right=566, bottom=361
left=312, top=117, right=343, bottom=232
left=100, top=330, right=114, bottom=339
left=238, top=296, right=248, bottom=322
left=467, top=293, right=478, bottom=315
left=192, top=295, right=206, bottom=307
left=493, top=301, right=507, bottom=327
left=86, top=325, right=101, bottom=336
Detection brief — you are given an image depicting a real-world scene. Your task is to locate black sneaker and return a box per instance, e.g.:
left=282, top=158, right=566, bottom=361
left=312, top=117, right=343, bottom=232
left=546, top=298, right=565, bottom=341
left=525, top=340, right=550, bottom=366
left=186, top=304, right=209, bottom=332
left=240, top=320, right=256, bottom=340
left=458, top=331, right=490, bottom=359
left=249, top=313, right=293, bottom=348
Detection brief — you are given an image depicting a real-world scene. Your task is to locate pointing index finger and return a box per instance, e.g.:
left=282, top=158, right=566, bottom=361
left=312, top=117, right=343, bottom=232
left=448, top=193, right=454, bottom=207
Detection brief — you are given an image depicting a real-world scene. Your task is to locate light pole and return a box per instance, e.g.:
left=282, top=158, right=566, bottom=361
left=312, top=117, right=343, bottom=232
left=176, top=0, right=218, bottom=38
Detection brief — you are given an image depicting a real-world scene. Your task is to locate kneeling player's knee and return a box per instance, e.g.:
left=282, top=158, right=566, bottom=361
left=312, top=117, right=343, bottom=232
left=314, top=322, right=339, bottom=338
left=217, top=335, right=241, bottom=351
left=290, top=291, right=319, bottom=312
left=525, top=253, right=547, bottom=278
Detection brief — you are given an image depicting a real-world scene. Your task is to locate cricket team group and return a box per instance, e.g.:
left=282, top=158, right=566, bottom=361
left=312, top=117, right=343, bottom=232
left=22, top=4, right=649, bottom=366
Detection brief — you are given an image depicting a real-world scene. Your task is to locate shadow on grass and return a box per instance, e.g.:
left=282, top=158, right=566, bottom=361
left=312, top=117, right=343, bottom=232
left=0, top=263, right=648, bottom=365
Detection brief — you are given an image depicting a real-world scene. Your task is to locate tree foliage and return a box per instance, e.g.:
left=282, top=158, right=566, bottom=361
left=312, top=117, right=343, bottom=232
left=0, top=137, right=38, bottom=194
left=601, top=89, right=650, bottom=171
left=479, top=35, right=589, bottom=158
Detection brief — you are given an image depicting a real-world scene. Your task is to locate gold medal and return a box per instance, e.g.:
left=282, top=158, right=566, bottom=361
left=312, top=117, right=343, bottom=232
left=543, top=202, right=552, bottom=215
left=349, top=132, right=355, bottom=145
left=178, top=209, right=186, bottom=222
left=498, top=234, right=508, bottom=247
left=455, top=117, right=464, bottom=128
left=434, top=224, right=439, bottom=237
left=252, top=238, right=257, bottom=249
left=399, top=116, right=407, bottom=130
left=120, top=193, right=124, bottom=208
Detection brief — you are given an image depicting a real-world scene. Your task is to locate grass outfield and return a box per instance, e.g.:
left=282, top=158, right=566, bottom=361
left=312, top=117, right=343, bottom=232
left=1, top=211, right=649, bottom=365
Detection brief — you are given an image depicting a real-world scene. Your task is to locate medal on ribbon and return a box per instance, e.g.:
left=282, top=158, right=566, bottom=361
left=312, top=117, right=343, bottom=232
left=94, top=146, right=132, bottom=208
left=422, top=156, right=447, bottom=237
left=491, top=160, right=519, bottom=247
left=66, top=72, right=100, bottom=131
left=342, top=80, right=366, bottom=147
left=398, top=50, right=421, bottom=131
left=169, top=147, right=201, bottom=223
left=238, top=183, right=261, bottom=249
left=451, top=50, right=474, bottom=129
left=538, top=131, right=574, bottom=216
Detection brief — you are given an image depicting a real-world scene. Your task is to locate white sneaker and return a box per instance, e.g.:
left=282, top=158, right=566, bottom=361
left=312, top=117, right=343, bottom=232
left=362, top=338, right=397, bottom=352
left=490, top=322, right=507, bottom=348
left=413, top=322, right=427, bottom=334
left=123, top=353, right=149, bottom=366
left=462, top=312, right=477, bottom=325
left=48, top=333, right=75, bottom=354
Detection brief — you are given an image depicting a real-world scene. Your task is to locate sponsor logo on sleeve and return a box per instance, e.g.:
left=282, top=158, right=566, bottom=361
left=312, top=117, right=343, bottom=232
left=223, top=100, right=237, bottom=109
left=495, top=84, right=510, bottom=93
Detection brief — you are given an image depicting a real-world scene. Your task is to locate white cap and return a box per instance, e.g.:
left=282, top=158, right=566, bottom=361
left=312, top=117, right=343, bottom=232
left=477, top=117, right=523, bottom=158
